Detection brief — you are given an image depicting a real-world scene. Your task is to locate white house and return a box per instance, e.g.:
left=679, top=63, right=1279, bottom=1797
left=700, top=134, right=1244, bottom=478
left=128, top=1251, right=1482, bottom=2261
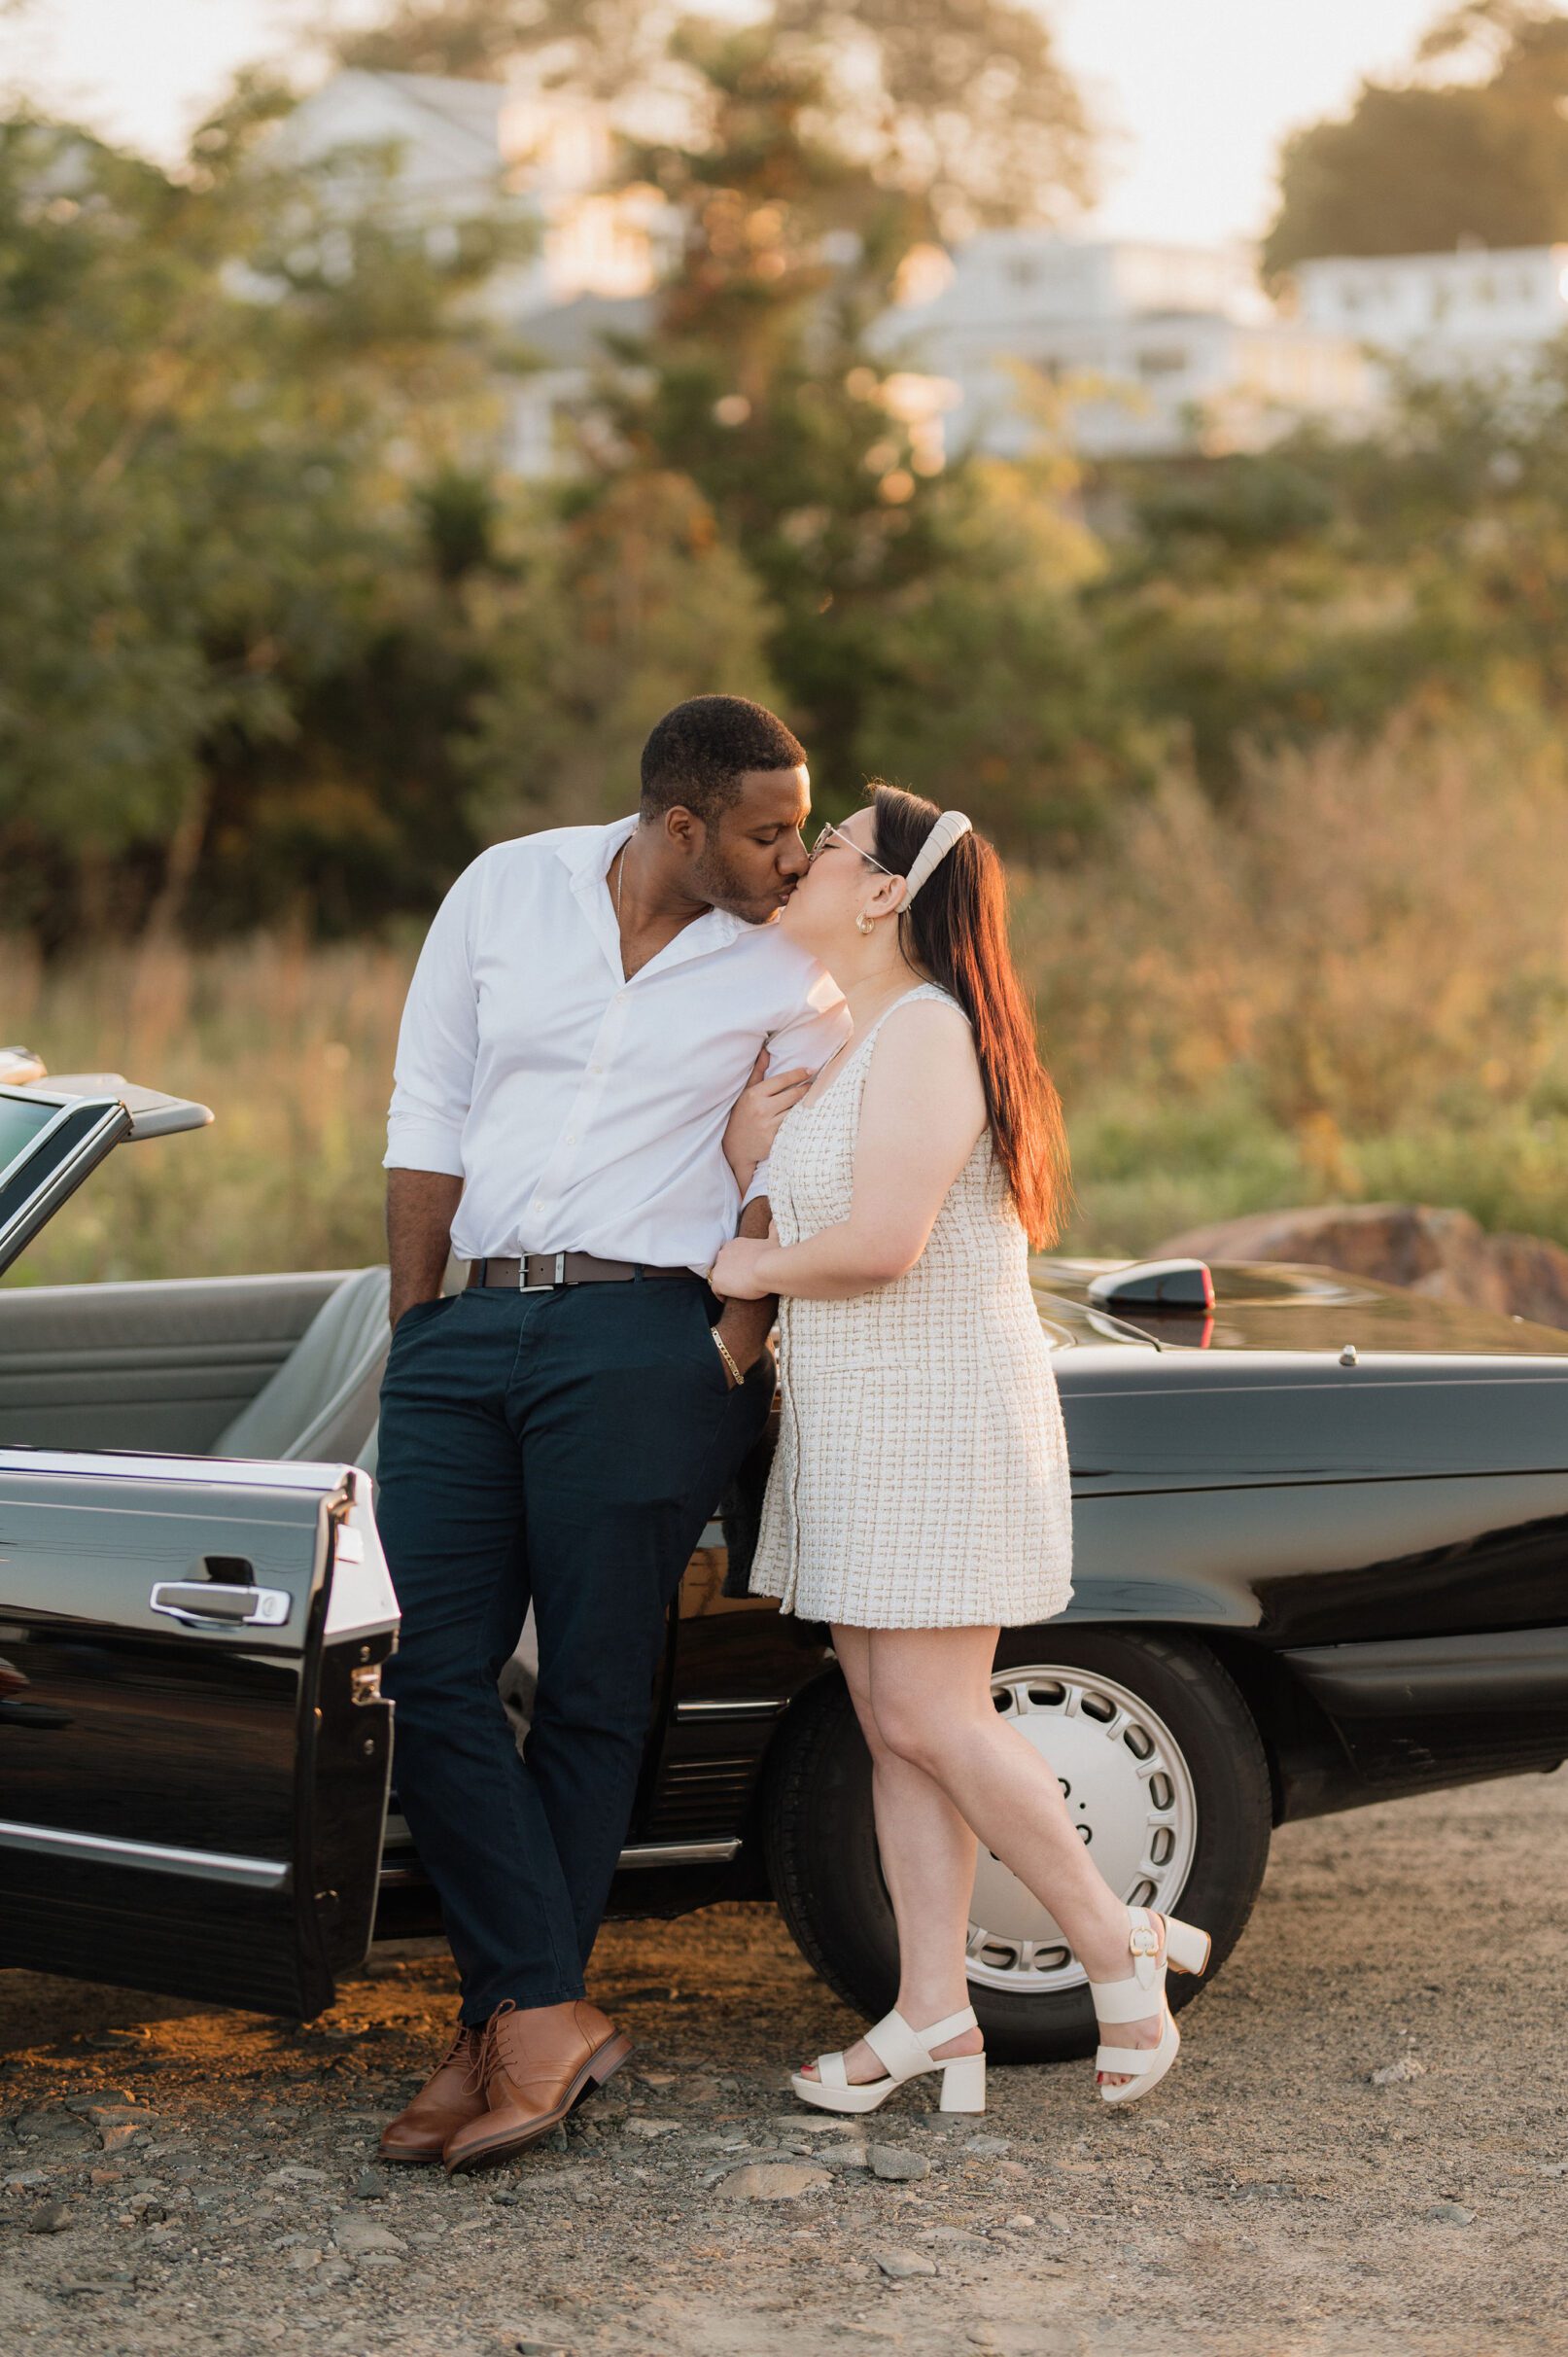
left=275, top=67, right=677, bottom=323
left=872, top=231, right=1373, bottom=460
left=273, top=78, right=1393, bottom=472
left=1293, top=244, right=1568, bottom=379
left=274, top=70, right=510, bottom=226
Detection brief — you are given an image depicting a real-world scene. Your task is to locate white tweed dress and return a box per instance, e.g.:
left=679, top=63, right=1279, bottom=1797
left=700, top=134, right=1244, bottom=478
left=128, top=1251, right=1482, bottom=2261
left=749, top=983, right=1074, bottom=1630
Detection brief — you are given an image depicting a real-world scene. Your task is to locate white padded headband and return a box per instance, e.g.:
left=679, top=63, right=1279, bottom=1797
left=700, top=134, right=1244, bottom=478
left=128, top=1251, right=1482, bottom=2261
left=902, top=809, right=972, bottom=904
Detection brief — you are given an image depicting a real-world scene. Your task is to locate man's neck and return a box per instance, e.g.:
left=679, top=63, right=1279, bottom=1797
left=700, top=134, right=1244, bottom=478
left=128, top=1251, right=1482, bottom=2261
left=611, top=827, right=712, bottom=980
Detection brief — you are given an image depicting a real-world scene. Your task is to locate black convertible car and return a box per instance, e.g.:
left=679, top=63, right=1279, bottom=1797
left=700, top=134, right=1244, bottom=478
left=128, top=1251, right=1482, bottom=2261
left=3, top=1059, right=1567, bottom=2062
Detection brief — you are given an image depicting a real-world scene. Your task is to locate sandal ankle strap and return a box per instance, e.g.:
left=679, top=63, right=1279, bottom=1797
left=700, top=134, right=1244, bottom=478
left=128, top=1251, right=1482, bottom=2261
left=913, top=2005, right=978, bottom=2049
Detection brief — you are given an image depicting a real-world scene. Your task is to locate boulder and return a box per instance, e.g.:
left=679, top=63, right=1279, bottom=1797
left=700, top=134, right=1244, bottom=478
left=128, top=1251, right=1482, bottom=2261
left=1486, top=1231, right=1568, bottom=1331
left=1154, top=1204, right=1568, bottom=1332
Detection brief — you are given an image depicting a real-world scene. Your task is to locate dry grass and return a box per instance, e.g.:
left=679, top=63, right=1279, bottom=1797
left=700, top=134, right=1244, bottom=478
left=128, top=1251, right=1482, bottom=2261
left=2, top=933, right=414, bottom=1285
left=1016, top=718, right=1568, bottom=1253
left=6, top=721, right=1567, bottom=1286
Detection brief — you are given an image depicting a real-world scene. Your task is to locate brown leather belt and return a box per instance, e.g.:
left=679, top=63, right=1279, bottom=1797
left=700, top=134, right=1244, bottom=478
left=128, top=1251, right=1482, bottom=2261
left=468, top=1252, right=693, bottom=1290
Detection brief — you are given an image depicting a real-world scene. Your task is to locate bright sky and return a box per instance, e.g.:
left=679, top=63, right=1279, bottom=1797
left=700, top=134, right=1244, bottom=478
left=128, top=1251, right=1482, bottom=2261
left=1, top=0, right=1458, bottom=245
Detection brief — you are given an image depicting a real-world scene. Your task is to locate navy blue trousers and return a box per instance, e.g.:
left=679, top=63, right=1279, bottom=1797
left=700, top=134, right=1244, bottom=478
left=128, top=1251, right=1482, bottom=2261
left=375, top=1276, right=772, bottom=2023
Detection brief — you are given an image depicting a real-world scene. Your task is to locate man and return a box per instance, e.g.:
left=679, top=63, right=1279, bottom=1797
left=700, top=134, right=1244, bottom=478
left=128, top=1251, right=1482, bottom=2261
left=373, top=695, right=849, bottom=2175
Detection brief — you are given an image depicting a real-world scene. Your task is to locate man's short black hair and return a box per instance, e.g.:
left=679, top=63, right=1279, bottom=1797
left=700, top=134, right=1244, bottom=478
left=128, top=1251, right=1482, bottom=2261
left=640, top=695, right=806, bottom=823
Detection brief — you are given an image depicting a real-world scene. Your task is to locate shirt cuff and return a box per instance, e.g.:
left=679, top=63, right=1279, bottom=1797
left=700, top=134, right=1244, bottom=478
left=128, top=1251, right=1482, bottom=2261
left=383, top=1117, right=467, bottom=1178
left=741, top=1157, right=771, bottom=1213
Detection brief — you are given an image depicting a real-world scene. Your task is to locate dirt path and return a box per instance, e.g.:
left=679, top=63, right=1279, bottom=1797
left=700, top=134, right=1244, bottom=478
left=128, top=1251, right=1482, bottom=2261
left=4, top=1770, right=1566, bottom=2357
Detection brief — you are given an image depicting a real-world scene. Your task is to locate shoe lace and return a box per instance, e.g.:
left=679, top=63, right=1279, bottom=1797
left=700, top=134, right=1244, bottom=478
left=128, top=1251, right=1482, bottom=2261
left=463, top=1999, right=517, bottom=2097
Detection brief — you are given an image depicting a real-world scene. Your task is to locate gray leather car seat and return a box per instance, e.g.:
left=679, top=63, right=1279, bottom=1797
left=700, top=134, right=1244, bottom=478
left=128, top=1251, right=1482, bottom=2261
left=212, top=1264, right=391, bottom=1465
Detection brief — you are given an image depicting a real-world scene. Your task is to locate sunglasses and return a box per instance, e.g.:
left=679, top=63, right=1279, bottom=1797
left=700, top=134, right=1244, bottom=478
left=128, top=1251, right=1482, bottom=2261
left=808, top=819, right=897, bottom=877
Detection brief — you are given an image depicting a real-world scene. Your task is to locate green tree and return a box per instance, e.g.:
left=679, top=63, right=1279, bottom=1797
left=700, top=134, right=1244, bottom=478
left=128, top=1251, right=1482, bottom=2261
left=1265, top=1, right=1568, bottom=272
left=333, top=0, right=1094, bottom=233
left=460, top=471, right=781, bottom=837
left=0, top=93, right=513, bottom=945
left=575, top=21, right=1133, bottom=842
left=1098, top=349, right=1568, bottom=792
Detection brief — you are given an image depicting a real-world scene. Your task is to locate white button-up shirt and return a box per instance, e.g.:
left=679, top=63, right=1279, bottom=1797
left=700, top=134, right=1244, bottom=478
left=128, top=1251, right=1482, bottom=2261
left=385, top=818, right=850, bottom=1269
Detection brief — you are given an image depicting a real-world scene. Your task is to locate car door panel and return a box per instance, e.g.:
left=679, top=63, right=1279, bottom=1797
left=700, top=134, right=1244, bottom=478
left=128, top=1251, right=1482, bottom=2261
left=0, top=1273, right=349, bottom=1454
left=0, top=1451, right=396, bottom=2017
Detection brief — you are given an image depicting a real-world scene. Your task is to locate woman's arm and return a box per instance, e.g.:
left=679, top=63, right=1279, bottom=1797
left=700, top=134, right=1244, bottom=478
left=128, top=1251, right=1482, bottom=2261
left=710, top=1001, right=986, bottom=1303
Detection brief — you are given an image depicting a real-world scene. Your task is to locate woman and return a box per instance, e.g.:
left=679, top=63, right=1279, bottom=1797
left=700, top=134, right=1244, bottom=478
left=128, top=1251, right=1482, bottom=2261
left=711, top=785, right=1208, bottom=2111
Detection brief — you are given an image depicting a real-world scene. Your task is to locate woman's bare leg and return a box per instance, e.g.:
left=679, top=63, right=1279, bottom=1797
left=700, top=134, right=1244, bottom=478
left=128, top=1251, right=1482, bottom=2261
left=796, top=1624, right=983, bottom=2085
left=864, top=1627, right=1166, bottom=2088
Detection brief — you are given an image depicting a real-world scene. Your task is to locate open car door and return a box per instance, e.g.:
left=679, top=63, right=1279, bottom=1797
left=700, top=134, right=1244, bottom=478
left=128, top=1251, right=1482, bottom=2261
left=0, top=1077, right=399, bottom=2018
left=0, top=1453, right=397, bottom=2018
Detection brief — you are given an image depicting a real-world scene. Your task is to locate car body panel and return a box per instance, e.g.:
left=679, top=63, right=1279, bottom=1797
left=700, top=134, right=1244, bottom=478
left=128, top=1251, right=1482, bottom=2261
left=1037, top=1257, right=1568, bottom=1360
left=0, top=1451, right=396, bottom=2016
left=1056, top=1349, right=1568, bottom=1489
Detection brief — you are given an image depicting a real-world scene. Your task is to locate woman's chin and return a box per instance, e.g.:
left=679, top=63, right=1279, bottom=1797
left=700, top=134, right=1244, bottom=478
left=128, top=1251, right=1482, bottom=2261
left=778, top=897, right=815, bottom=947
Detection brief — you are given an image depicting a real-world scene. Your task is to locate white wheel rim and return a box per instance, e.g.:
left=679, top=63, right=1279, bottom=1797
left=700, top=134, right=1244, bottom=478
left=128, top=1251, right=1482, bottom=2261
left=965, top=1662, right=1199, bottom=1996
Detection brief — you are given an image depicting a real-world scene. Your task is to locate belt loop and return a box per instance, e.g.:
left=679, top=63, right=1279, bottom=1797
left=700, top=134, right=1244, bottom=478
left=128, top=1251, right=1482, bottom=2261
left=553, top=1251, right=566, bottom=1285
left=475, top=1257, right=487, bottom=1288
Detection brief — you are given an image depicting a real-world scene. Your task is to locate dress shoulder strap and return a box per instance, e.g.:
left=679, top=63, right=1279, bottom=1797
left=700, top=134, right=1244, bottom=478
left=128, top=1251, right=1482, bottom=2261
left=824, top=983, right=966, bottom=1101
left=900, top=981, right=965, bottom=1016
left=869, top=981, right=967, bottom=1031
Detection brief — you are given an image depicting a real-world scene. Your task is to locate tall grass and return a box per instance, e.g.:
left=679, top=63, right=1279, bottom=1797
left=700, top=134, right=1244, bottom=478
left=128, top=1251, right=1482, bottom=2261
left=2, top=935, right=414, bottom=1286
left=1017, top=718, right=1568, bottom=1253
left=6, top=722, right=1566, bottom=1287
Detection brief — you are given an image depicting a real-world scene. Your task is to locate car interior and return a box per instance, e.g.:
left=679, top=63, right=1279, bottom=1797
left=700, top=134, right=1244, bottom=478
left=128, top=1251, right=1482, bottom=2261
left=0, top=1261, right=390, bottom=1469
left=0, top=1060, right=391, bottom=1471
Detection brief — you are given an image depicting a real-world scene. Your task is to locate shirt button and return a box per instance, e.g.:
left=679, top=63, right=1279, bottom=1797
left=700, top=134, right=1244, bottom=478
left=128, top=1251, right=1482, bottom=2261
left=589, top=1063, right=603, bottom=1075
left=566, top=1133, right=578, bottom=1145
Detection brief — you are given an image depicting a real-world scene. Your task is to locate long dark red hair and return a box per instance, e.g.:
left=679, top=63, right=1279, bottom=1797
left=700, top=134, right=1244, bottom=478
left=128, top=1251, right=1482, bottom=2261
left=871, top=783, right=1071, bottom=1249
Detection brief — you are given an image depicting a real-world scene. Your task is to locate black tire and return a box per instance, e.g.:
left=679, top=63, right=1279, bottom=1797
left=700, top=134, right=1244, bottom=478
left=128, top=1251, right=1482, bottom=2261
left=761, top=1627, right=1272, bottom=2064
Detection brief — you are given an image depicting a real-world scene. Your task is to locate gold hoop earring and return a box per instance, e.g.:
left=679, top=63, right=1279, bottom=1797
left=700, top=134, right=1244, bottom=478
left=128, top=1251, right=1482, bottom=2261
left=856, top=914, right=874, bottom=935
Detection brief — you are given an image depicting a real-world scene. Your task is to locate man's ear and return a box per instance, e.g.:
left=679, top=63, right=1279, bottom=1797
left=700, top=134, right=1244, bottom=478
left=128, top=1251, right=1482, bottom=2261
left=664, top=805, right=705, bottom=859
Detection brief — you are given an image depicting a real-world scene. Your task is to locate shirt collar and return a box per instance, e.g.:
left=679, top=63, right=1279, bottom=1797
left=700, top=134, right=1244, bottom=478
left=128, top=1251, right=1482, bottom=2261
left=558, top=817, right=746, bottom=958
left=556, top=817, right=638, bottom=888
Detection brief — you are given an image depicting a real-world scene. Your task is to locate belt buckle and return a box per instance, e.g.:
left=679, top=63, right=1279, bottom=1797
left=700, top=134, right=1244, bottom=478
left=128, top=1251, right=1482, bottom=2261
left=519, top=1251, right=566, bottom=1291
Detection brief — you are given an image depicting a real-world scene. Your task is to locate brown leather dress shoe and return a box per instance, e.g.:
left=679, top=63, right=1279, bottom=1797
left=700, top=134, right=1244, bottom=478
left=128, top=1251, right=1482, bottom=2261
left=441, top=1999, right=633, bottom=2175
left=378, top=2024, right=487, bottom=2164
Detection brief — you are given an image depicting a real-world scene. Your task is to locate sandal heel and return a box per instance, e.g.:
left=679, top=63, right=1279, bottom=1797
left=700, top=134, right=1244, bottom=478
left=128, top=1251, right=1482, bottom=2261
left=938, top=2055, right=987, bottom=2114
left=1163, top=1917, right=1211, bottom=1976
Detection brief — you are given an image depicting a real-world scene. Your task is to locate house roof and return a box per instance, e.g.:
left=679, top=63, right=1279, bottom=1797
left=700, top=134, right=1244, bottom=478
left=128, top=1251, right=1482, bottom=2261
left=513, top=291, right=654, bottom=364
left=354, top=71, right=505, bottom=155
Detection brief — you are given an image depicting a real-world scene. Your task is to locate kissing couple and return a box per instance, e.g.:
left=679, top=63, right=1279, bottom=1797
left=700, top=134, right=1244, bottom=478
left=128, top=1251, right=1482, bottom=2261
left=373, top=693, right=1208, bottom=2175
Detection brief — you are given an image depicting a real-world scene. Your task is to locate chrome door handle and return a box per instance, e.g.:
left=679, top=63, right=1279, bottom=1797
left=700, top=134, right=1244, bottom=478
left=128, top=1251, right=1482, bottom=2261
left=149, top=1581, right=292, bottom=1632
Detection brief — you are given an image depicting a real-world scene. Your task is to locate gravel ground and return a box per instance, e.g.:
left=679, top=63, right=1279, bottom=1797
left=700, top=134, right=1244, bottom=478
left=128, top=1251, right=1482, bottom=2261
left=4, top=1769, right=1566, bottom=2357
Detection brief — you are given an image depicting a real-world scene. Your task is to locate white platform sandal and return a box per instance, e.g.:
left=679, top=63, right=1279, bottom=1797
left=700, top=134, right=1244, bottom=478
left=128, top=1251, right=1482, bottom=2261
left=1089, top=1907, right=1211, bottom=2108
left=791, top=2005, right=986, bottom=2117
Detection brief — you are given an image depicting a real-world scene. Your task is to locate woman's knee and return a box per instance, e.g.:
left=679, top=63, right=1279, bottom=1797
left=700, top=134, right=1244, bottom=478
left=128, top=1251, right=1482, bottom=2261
left=868, top=1688, right=953, bottom=1774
